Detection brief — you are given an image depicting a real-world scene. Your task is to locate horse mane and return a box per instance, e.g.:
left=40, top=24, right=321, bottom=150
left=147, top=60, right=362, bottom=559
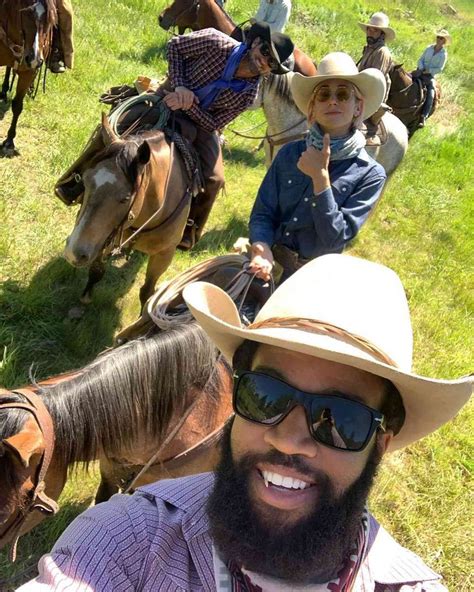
left=265, top=73, right=298, bottom=109
left=1, top=322, right=227, bottom=469
left=89, top=130, right=165, bottom=189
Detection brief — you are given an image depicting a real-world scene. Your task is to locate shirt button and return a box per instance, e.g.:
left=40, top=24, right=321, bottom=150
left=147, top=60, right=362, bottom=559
left=293, top=217, right=298, bottom=222
left=288, top=180, right=292, bottom=184
left=304, top=197, right=309, bottom=202
left=285, top=232, right=290, bottom=236
left=342, top=187, right=347, bottom=192
left=312, top=203, right=316, bottom=207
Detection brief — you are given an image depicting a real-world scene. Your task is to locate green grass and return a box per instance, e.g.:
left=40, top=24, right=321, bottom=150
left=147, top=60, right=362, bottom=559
left=1, top=0, right=473, bottom=588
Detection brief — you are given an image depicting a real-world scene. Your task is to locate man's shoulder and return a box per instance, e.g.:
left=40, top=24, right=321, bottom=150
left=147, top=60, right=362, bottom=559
left=368, top=515, right=446, bottom=589
left=137, top=472, right=215, bottom=513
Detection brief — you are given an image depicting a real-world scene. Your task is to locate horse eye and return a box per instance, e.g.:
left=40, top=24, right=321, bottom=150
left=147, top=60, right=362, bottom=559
left=119, top=195, right=131, bottom=204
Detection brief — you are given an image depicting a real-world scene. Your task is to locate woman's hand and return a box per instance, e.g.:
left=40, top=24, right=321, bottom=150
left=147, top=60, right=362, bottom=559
left=249, top=242, right=274, bottom=282
left=297, top=133, right=331, bottom=194
left=162, top=86, right=197, bottom=111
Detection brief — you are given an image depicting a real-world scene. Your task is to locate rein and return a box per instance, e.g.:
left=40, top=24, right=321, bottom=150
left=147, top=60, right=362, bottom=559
left=0, top=389, right=58, bottom=561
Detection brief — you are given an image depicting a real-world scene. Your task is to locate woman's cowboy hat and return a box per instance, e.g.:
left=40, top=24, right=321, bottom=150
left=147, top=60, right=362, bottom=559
left=290, top=52, right=386, bottom=120
left=245, top=20, right=294, bottom=75
left=183, top=254, right=472, bottom=452
left=358, top=12, right=396, bottom=41
left=436, top=29, right=451, bottom=45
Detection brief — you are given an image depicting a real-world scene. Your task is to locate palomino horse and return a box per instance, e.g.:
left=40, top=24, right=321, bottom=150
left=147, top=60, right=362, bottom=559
left=0, top=321, right=233, bottom=557
left=253, top=73, right=408, bottom=176
left=63, top=114, right=194, bottom=306
left=388, top=64, right=440, bottom=137
left=158, top=0, right=317, bottom=77
left=0, top=0, right=56, bottom=154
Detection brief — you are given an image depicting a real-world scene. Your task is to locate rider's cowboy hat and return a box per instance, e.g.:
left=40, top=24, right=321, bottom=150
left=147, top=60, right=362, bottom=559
left=290, top=52, right=386, bottom=120
left=245, top=20, right=294, bottom=75
left=435, top=29, right=451, bottom=45
left=358, top=12, right=396, bottom=41
left=183, top=254, right=472, bottom=452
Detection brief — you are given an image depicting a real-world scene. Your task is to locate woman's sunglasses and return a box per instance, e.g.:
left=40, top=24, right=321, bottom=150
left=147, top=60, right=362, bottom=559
left=233, top=371, right=385, bottom=452
left=313, top=85, right=354, bottom=103
left=259, top=42, right=279, bottom=71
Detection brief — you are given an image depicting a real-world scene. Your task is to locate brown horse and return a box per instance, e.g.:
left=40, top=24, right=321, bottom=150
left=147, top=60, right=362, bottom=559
left=0, top=0, right=56, bottom=154
left=63, top=114, right=194, bottom=306
left=388, top=64, right=440, bottom=137
left=158, top=0, right=317, bottom=76
left=0, top=321, right=234, bottom=557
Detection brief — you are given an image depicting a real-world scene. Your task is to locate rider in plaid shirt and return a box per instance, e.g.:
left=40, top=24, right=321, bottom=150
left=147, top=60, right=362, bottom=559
left=160, top=22, right=294, bottom=250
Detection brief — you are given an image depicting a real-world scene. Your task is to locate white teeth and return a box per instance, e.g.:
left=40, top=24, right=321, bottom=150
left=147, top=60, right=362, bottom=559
left=261, top=470, right=310, bottom=490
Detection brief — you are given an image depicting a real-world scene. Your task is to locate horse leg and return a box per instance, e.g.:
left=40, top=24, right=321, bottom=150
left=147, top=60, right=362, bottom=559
left=1, top=68, right=37, bottom=155
left=0, top=67, right=11, bottom=101
left=81, top=257, right=106, bottom=304
left=139, top=249, right=176, bottom=307
left=95, top=459, right=120, bottom=504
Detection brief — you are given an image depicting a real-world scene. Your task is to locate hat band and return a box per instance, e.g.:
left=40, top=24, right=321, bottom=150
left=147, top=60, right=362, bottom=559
left=247, top=317, right=398, bottom=367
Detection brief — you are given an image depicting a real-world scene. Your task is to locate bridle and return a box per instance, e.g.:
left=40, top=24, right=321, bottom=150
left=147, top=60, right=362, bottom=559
left=162, top=0, right=200, bottom=30
left=0, top=389, right=58, bottom=561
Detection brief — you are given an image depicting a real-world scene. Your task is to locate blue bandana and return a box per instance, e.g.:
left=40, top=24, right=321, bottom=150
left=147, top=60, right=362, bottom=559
left=194, top=43, right=252, bottom=110
left=306, top=124, right=366, bottom=162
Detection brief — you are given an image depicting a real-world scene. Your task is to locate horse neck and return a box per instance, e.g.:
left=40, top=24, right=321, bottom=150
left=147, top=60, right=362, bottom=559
left=262, top=77, right=307, bottom=136
left=197, top=0, right=236, bottom=35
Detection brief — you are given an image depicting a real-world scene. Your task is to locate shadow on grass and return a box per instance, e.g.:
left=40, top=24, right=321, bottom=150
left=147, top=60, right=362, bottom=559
left=0, top=495, right=96, bottom=590
left=118, top=43, right=167, bottom=65
left=0, top=253, right=145, bottom=386
left=223, top=144, right=263, bottom=167
left=192, top=215, right=249, bottom=253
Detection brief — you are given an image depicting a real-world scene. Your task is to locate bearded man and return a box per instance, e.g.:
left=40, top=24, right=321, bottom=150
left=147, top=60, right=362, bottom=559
left=18, top=254, right=472, bottom=591
left=357, top=12, right=395, bottom=137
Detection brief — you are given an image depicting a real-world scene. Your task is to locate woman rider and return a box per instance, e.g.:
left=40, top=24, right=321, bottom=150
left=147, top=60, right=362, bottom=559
left=248, top=52, right=387, bottom=282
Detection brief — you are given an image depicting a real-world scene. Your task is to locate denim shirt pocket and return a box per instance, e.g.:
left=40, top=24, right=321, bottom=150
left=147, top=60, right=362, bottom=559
left=331, top=178, right=354, bottom=205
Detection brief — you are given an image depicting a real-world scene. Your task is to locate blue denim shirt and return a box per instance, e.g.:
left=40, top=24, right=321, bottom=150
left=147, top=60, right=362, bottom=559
left=249, top=140, right=386, bottom=259
left=417, top=45, right=447, bottom=76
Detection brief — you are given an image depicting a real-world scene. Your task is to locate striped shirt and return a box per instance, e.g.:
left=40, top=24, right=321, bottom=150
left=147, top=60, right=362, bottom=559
left=18, top=473, right=447, bottom=592
left=166, top=28, right=260, bottom=133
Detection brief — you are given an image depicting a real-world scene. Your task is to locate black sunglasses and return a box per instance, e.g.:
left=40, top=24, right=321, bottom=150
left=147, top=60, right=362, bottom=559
left=259, top=41, right=279, bottom=71
left=233, top=371, right=385, bottom=452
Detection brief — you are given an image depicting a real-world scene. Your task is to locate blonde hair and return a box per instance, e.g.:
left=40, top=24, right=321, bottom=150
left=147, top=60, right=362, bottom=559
left=308, top=80, right=365, bottom=129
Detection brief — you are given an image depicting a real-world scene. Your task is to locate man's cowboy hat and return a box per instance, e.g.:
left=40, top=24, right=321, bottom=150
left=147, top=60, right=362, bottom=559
left=245, top=20, right=294, bottom=75
left=290, top=52, right=386, bottom=120
left=183, top=254, right=472, bottom=452
left=358, top=12, right=396, bottom=41
left=435, top=29, right=451, bottom=45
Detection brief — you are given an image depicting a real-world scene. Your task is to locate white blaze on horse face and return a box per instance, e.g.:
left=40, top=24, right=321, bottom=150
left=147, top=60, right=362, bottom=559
left=34, top=2, right=46, bottom=20
left=92, top=168, right=119, bottom=189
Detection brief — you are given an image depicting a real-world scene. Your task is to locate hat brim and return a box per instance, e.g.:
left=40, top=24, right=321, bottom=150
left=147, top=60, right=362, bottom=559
left=246, top=21, right=290, bottom=74
left=183, top=282, right=472, bottom=452
left=358, top=22, right=396, bottom=41
left=290, top=68, right=386, bottom=120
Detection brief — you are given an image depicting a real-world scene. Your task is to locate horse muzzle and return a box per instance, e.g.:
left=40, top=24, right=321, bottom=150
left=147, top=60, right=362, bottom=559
left=158, top=11, right=173, bottom=30
left=63, top=239, right=96, bottom=268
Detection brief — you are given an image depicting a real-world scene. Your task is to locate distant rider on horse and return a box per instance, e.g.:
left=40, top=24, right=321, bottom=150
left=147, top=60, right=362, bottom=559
left=357, top=12, right=395, bottom=139
left=413, top=29, right=450, bottom=128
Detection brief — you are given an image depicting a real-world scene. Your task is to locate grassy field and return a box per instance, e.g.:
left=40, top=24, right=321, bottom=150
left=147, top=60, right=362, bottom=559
left=0, top=0, right=473, bottom=588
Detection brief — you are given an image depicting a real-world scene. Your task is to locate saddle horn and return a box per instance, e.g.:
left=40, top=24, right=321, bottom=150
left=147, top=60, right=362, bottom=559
left=101, top=112, right=119, bottom=146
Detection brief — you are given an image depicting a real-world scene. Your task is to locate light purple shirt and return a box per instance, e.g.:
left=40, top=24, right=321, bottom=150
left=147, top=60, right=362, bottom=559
left=18, top=473, right=446, bottom=591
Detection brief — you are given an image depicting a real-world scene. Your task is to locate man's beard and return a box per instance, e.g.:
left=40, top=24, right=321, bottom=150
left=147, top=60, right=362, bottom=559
left=367, top=35, right=382, bottom=45
left=207, top=422, right=383, bottom=584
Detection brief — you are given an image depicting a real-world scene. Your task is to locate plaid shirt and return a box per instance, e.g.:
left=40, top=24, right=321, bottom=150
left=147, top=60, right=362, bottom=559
left=166, top=28, right=260, bottom=133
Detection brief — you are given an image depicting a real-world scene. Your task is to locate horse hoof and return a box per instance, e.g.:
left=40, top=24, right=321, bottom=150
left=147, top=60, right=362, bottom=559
left=79, top=294, right=92, bottom=305
left=0, top=142, right=18, bottom=157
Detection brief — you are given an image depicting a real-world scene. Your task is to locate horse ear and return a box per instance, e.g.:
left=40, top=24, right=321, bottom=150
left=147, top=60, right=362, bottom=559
left=101, top=112, right=118, bottom=146
left=1, top=419, right=44, bottom=468
left=137, top=140, right=151, bottom=166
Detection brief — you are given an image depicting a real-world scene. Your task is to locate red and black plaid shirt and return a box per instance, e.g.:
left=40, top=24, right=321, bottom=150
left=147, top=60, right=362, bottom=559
left=166, top=28, right=260, bottom=133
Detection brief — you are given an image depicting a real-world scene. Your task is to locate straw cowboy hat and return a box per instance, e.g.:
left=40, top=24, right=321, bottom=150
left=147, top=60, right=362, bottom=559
left=290, top=52, right=386, bottom=120
left=183, top=254, right=472, bottom=452
left=358, top=12, right=396, bottom=41
left=436, top=29, right=451, bottom=45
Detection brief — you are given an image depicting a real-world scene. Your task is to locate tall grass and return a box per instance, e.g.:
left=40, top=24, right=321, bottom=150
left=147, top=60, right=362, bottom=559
left=0, top=0, right=472, bottom=588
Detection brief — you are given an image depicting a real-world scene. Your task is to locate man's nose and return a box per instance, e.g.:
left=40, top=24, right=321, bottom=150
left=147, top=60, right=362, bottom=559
left=263, top=406, right=317, bottom=457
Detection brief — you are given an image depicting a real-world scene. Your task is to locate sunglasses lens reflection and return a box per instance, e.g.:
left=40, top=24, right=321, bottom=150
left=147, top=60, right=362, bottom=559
left=314, top=87, right=353, bottom=103
left=234, top=372, right=379, bottom=451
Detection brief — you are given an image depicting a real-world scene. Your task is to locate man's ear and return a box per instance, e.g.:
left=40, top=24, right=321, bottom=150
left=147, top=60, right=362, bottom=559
left=251, top=36, right=261, bottom=49
left=379, top=430, right=394, bottom=455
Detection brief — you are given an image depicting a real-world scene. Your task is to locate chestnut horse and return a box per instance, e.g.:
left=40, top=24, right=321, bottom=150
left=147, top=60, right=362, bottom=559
left=0, top=321, right=233, bottom=558
left=0, top=0, right=56, bottom=154
left=63, top=114, right=195, bottom=306
left=388, top=64, right=440, bottom=137
left=158, top=0, right=317, bottom=76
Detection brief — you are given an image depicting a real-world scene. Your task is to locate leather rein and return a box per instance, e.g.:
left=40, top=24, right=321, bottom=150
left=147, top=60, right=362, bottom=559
left=0, top=388, right=58, bottom=561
